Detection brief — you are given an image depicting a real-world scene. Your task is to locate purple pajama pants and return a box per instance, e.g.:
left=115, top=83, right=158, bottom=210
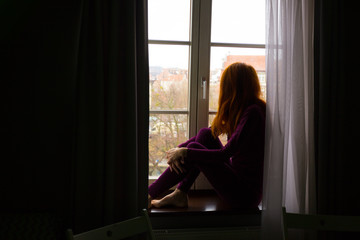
left=148, top=128, right=258, bottom=208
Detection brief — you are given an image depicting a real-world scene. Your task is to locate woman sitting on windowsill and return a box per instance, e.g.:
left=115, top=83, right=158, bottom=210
left=148, top=62, right=266, bottom=209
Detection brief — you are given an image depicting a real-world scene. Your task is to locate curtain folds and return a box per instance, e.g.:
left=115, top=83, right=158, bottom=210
left=72, top=0, right=149, bottom=233
left=315, top=1, right=360, bottom=239
left=262, top=0, right=315, bottom=239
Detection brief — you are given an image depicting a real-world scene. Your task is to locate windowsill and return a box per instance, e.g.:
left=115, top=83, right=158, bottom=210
left=149, top=190, right=261, bottom=229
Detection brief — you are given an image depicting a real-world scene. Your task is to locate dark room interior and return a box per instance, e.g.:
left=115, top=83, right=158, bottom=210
left=1, top=0, right=359, bottom=239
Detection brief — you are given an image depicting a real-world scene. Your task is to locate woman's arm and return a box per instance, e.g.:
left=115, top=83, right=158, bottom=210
left=186, top=147, right=231, bottom=165
left=186, top=105, right=265, bottom=165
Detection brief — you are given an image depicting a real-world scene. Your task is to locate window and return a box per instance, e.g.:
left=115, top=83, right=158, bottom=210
left=148, top=0, right=266, bottom=187
left=148, top=0, right=191, bottom=178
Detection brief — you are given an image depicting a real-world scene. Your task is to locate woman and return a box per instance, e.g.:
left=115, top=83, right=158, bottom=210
left=148, top=62, right=266, bottom=209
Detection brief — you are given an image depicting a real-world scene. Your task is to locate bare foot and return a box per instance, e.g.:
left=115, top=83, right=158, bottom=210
left=151, top=188, right=188, bottom=208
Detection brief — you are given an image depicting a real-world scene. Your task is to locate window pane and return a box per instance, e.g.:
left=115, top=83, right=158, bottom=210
left=149, top=44, right=189, bottom=111
left=148, top=0, right=191, bottom=41
left=149, top=114, right=188, bottom=177
left=209, top=47, right=266, bottom=112
left=211, top=0, right=265, bottom=44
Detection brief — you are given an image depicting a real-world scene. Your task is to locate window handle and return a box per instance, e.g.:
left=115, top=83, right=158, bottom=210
left=201, top=77, right=207, bottom=100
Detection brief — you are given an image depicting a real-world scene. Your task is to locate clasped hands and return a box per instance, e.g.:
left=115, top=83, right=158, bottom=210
left=166, top=147, right=187, bottom=175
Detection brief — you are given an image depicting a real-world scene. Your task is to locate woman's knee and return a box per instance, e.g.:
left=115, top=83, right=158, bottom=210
left=197, top=127, right=213, bottom=138
left=195, top=128, right=222, bottom=149
left=195, top=128, right=212, bottom=143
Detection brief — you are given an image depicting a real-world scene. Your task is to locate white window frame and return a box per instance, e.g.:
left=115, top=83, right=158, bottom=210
left=149, top=0, right=265, bottom=189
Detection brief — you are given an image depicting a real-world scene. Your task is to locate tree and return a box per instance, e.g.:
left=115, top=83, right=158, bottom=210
left=149, top=68, right=188, bottom=176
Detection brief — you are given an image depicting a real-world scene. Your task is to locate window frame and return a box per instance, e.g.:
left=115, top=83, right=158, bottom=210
left=148, top=0, right=266, bottom=189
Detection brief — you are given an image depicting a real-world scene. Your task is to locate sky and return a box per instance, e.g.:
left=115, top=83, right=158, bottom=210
left=148, top=0, right=265, bottom=70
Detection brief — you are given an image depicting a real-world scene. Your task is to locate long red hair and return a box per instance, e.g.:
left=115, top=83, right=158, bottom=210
left=211, top=62, right=265, bottom=137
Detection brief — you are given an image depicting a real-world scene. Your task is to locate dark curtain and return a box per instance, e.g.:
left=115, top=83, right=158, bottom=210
left=1, top=1, right=82, bottom=239
left=315, top=0, right=360, bottom=239
left=0, top=0, right=149, bottom=238
left=72, top=0, right=149, bottom=233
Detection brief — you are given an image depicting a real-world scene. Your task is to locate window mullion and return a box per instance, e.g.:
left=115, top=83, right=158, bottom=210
left=148, top=40, right=191, bottom=45
left=192, top=0, right=213, bottom=190
left=188, top=0, right=201, bottom=138
left=196, top=0, right=212, bottom=132
left=211, top=42, right=266, bottom=48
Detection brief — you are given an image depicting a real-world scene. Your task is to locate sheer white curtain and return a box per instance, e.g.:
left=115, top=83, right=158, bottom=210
left=261, top=0, right=316, bottom=239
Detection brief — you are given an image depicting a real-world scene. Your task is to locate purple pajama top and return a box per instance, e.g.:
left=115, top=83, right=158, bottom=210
left=184, top=103, right=266, bottom=205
